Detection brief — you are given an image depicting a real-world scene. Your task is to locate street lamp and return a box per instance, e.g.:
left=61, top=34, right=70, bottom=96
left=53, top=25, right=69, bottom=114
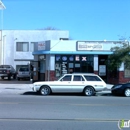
left=0, top=0, right=6, bottom=64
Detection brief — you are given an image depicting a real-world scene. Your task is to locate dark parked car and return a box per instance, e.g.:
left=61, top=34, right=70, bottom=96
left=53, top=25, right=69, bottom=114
left=111, top=83, right=130, bottom=97
left=0, top=65, right=16, bottom=80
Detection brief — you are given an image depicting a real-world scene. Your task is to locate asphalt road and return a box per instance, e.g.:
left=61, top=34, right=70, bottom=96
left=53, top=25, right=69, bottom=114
left=0, top=94, right=129, bottom=130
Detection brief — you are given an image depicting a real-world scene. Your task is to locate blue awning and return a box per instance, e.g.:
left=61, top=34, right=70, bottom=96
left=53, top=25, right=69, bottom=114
left=32, top=51, right=113, bottom=55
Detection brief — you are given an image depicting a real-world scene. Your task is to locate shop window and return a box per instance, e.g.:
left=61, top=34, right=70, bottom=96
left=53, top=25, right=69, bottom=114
left=124, top=69, right=130, bottom=78
left=75, top=63, right=80, bottom=72
left=124, top=64, right=130, bottom=78
left=55, top=63, right=61, bottom=77
left=68, top=63, right=74, bottom=73
left=55, top=55, right=94, bottom=77
left=61, top=62, right=68, bottom=75
left=16, top=42, right=29, bottom=52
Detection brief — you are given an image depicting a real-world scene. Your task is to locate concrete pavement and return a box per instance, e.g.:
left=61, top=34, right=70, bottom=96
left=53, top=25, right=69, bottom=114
left=0, top=83, right=33, bottom=94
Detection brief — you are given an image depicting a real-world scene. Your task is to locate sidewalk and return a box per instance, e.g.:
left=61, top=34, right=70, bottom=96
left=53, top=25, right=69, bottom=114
left=0, top=83, right=33, bottom=94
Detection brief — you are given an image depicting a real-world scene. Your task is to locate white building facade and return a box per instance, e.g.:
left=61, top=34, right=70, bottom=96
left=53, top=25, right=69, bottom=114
left=0, top=30, right=69, bottom=70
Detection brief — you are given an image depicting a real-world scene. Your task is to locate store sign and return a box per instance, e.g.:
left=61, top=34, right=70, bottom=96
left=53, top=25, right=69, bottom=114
left=75, top=55, right=87, bottom=61
left=82, top=56, right=87, bottom=61
left=77, top=42, right=103, bottom=51
left=75, top=55, right=80, bottom=61
left=38, top=42, right=46, bottom=50
left=39, top=55, right=45, bottom=60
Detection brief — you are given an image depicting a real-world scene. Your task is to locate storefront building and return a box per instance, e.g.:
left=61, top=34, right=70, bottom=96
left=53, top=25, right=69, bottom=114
left=32, top=40, right=130, bottom=84
left=0, top=30, right=69, bottom=70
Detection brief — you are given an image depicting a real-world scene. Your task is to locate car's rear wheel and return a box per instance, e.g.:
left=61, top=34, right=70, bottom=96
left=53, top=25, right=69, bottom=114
left=124, top=88, right=130, bottom=97
left=84, top=86, right=95, bottom=96
left=40, top=86, right=51, bottom=96
left=8, top=76, right=11, bottom=80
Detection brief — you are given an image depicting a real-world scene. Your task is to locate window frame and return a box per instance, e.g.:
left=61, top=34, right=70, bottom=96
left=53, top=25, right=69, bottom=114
left=84, top=75, right=102, bottom=81
left=59, top=75, right=72, bottom=81
left=16, top=42, right=29, bottom=52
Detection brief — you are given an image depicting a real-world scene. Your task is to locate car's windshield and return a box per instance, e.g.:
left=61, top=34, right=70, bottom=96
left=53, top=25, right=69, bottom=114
left=19, top=68, right=29, bottom=71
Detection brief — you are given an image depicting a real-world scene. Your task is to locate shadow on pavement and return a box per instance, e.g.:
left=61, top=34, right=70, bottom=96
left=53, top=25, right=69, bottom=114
left=22, top=92, right=40, bottom=96
left=22, top=91, right=124, bottom=97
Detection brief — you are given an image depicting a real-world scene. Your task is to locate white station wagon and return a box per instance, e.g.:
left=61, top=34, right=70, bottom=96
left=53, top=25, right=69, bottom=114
left=32, top=73, right=106, bottom=96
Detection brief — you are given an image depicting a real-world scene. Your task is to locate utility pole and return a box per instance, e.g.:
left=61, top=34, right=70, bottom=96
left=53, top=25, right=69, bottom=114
left=0, top=0, right=5, bottom=64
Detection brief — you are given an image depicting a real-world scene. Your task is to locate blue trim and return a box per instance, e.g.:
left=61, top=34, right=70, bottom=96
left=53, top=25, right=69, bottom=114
left=33, top=51, right=113, bottom=55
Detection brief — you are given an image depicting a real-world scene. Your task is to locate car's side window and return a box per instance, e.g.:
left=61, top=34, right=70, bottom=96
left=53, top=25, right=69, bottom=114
left=60, top=75, right=72, bottom=81
left=84, top=76, right=101, bottom=81
left=73, top=75, right=85, bottom=81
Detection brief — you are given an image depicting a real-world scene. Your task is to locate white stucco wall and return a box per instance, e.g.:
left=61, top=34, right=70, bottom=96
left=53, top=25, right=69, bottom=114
left=50, top=40, right=77, bottom=51
left=50, top=40, right=124, bottom=52
left=1, top=30, right=69, bottom=69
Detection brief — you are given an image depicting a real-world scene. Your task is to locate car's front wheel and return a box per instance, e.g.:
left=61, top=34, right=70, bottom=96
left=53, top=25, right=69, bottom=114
left=84, top=86, right=95, bottom=96
left=40, top=86, right=51, bottom=96
left=124, top=88, right=130, bottom=97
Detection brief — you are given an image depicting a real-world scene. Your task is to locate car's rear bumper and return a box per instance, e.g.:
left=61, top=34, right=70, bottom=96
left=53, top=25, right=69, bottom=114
left=0, top=74, right=8, bottom=77
left=17, top=75, right=30, bottom=78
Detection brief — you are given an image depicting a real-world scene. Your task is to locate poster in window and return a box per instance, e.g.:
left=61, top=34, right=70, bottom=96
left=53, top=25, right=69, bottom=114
left=55, top=63, right=61, bottom=77
left=99, top=65, right=106, bottom=76
left=69, top=56, right=74, bottom=61
left=61, top=62, right=68, bottom=75
left=62, top=56, right=67, bottom=61
left=56, top=55, right=61, bottom=61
